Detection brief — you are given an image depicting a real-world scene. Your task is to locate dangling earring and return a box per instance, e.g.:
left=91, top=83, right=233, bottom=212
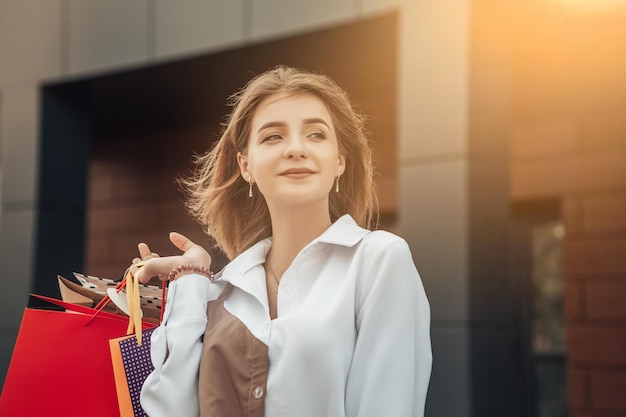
left=335, top=176, right=340, bottom=193
left=248, top=175, right=254, bottom=197
left=247, top=176, right=254, bottom=197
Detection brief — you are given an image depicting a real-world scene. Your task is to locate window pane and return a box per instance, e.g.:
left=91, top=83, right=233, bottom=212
left=531, top=221, right=565, bottom=353
left=530, top=220, right=567, bottom=417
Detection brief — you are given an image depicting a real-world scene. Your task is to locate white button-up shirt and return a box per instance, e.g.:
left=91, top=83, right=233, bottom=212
left=141, top=215, right=432, bottom=417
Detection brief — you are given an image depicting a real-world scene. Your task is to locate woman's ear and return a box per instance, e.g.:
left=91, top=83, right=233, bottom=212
left=237, top=152, right=251, bottom=181
left=337, top=153, right=346, bottom=177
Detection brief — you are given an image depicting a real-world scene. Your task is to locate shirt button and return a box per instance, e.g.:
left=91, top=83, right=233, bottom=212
left=262, top=322, right=270, bottom=333
left=283, top=284, right=292, bottom=294
left=252, top=386, right=264, bottom=399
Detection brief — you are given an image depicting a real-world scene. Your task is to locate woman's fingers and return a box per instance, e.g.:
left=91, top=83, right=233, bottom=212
left=129, top=233, right=212, bottom=284
left=169, top=232, right=195, bottom=252
left=135, top=256, right=182, bottom=283
left=131, top=243, right=163, bottom=282
left=169, top=232, right=212, bottom=266
left=138, top=243, right=152, bottom=259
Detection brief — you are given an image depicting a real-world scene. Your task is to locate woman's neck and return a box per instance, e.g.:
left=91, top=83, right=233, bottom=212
left=266, top=202, right=332, bottom=277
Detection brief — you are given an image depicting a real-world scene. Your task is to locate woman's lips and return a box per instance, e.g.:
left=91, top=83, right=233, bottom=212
left=279, top=168, right=316, bottom=178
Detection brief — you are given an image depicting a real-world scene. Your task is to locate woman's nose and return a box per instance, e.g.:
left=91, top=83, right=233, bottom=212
left=283, top=136, right=308, bottom=159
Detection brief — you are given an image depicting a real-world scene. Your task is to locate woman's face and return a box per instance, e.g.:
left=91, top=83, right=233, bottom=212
left=237, top=92, right=345, bottom=210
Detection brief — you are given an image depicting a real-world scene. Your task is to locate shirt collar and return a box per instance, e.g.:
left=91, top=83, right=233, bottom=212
left=315, top=214, right=370, bottom=247
left=217, top=214, right=370, bottom=280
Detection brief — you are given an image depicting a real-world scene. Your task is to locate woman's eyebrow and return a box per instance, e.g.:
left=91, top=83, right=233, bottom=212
left=256, top=118, right=330, bottom=134
left=303, top=118, right=330, bottom=128
left=257, top=121, right=287, bottom=133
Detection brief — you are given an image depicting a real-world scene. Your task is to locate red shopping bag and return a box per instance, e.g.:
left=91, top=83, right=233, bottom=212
left=0, top=295, right=155, bottom=417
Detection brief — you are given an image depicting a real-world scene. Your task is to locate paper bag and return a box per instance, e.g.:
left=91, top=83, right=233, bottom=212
left=0, top=295, right=155, bottom=417
left=109, top=328, right=156, bottom=417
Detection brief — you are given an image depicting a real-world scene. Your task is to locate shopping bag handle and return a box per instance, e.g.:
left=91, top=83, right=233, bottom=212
left=30, top=294, right=128, bottom=322
left=85, top=263, right=166, bottom=345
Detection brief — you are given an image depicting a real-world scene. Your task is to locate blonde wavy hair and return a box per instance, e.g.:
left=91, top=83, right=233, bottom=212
left=183, top=66, right=378, bottom=259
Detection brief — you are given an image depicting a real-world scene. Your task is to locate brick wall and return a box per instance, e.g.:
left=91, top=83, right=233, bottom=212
left=85, top=124, right=229, bottom=280
left=564, top=194, right=626, bottom=416
left=511, top=3, right=626, bottom=415
left=512, top=115, right=626, bottom=417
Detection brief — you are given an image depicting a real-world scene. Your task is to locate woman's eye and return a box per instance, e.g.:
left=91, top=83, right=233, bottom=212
left=262, top=133, right=282, bottom=142
left=308, top=131, right=327, bottom=139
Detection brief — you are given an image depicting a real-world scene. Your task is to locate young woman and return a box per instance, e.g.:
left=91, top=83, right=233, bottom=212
left=132, top=66, right=431, bottom=417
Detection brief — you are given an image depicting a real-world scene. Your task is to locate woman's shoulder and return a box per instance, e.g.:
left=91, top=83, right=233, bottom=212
left=332, top=214, right=408, bottom=248
left=361, top=228, right=408, bottom=246
left=355, top=229, right=412, bottom=259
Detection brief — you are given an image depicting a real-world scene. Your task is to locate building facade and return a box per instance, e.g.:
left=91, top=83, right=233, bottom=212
left=0, top=1, right=624, bottom=416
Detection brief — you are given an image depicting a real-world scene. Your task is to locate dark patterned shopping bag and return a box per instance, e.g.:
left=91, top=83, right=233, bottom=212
left=109, top=327, right=156, bottom=417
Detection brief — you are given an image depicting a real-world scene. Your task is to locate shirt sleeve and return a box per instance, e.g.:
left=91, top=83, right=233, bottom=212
left=345, top=237, right=432, bottom=417
left=140, top=274, right=217, bottom=417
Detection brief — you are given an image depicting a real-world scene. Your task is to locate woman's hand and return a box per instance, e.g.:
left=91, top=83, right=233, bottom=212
left=130, top=232, right=213, bottom=284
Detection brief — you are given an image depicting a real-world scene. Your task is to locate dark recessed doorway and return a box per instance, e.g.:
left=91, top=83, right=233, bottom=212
left=36, top=12, right=398, bottom=296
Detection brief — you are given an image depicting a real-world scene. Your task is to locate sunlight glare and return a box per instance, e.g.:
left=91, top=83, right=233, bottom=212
left=553, top=0, right=626, bottom=11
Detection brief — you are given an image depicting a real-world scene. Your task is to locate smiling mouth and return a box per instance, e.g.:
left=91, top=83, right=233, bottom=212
left=279, top=169, right=316, bottom=177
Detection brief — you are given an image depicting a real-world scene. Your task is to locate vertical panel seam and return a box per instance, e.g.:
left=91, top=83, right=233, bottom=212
left=146, top=0, right=156, bottom=59
left=60, top=0, right=70, bottom=74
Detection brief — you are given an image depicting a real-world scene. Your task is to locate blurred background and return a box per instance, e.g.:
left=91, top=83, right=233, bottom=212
left=1, top=0, right=625, bottom=416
